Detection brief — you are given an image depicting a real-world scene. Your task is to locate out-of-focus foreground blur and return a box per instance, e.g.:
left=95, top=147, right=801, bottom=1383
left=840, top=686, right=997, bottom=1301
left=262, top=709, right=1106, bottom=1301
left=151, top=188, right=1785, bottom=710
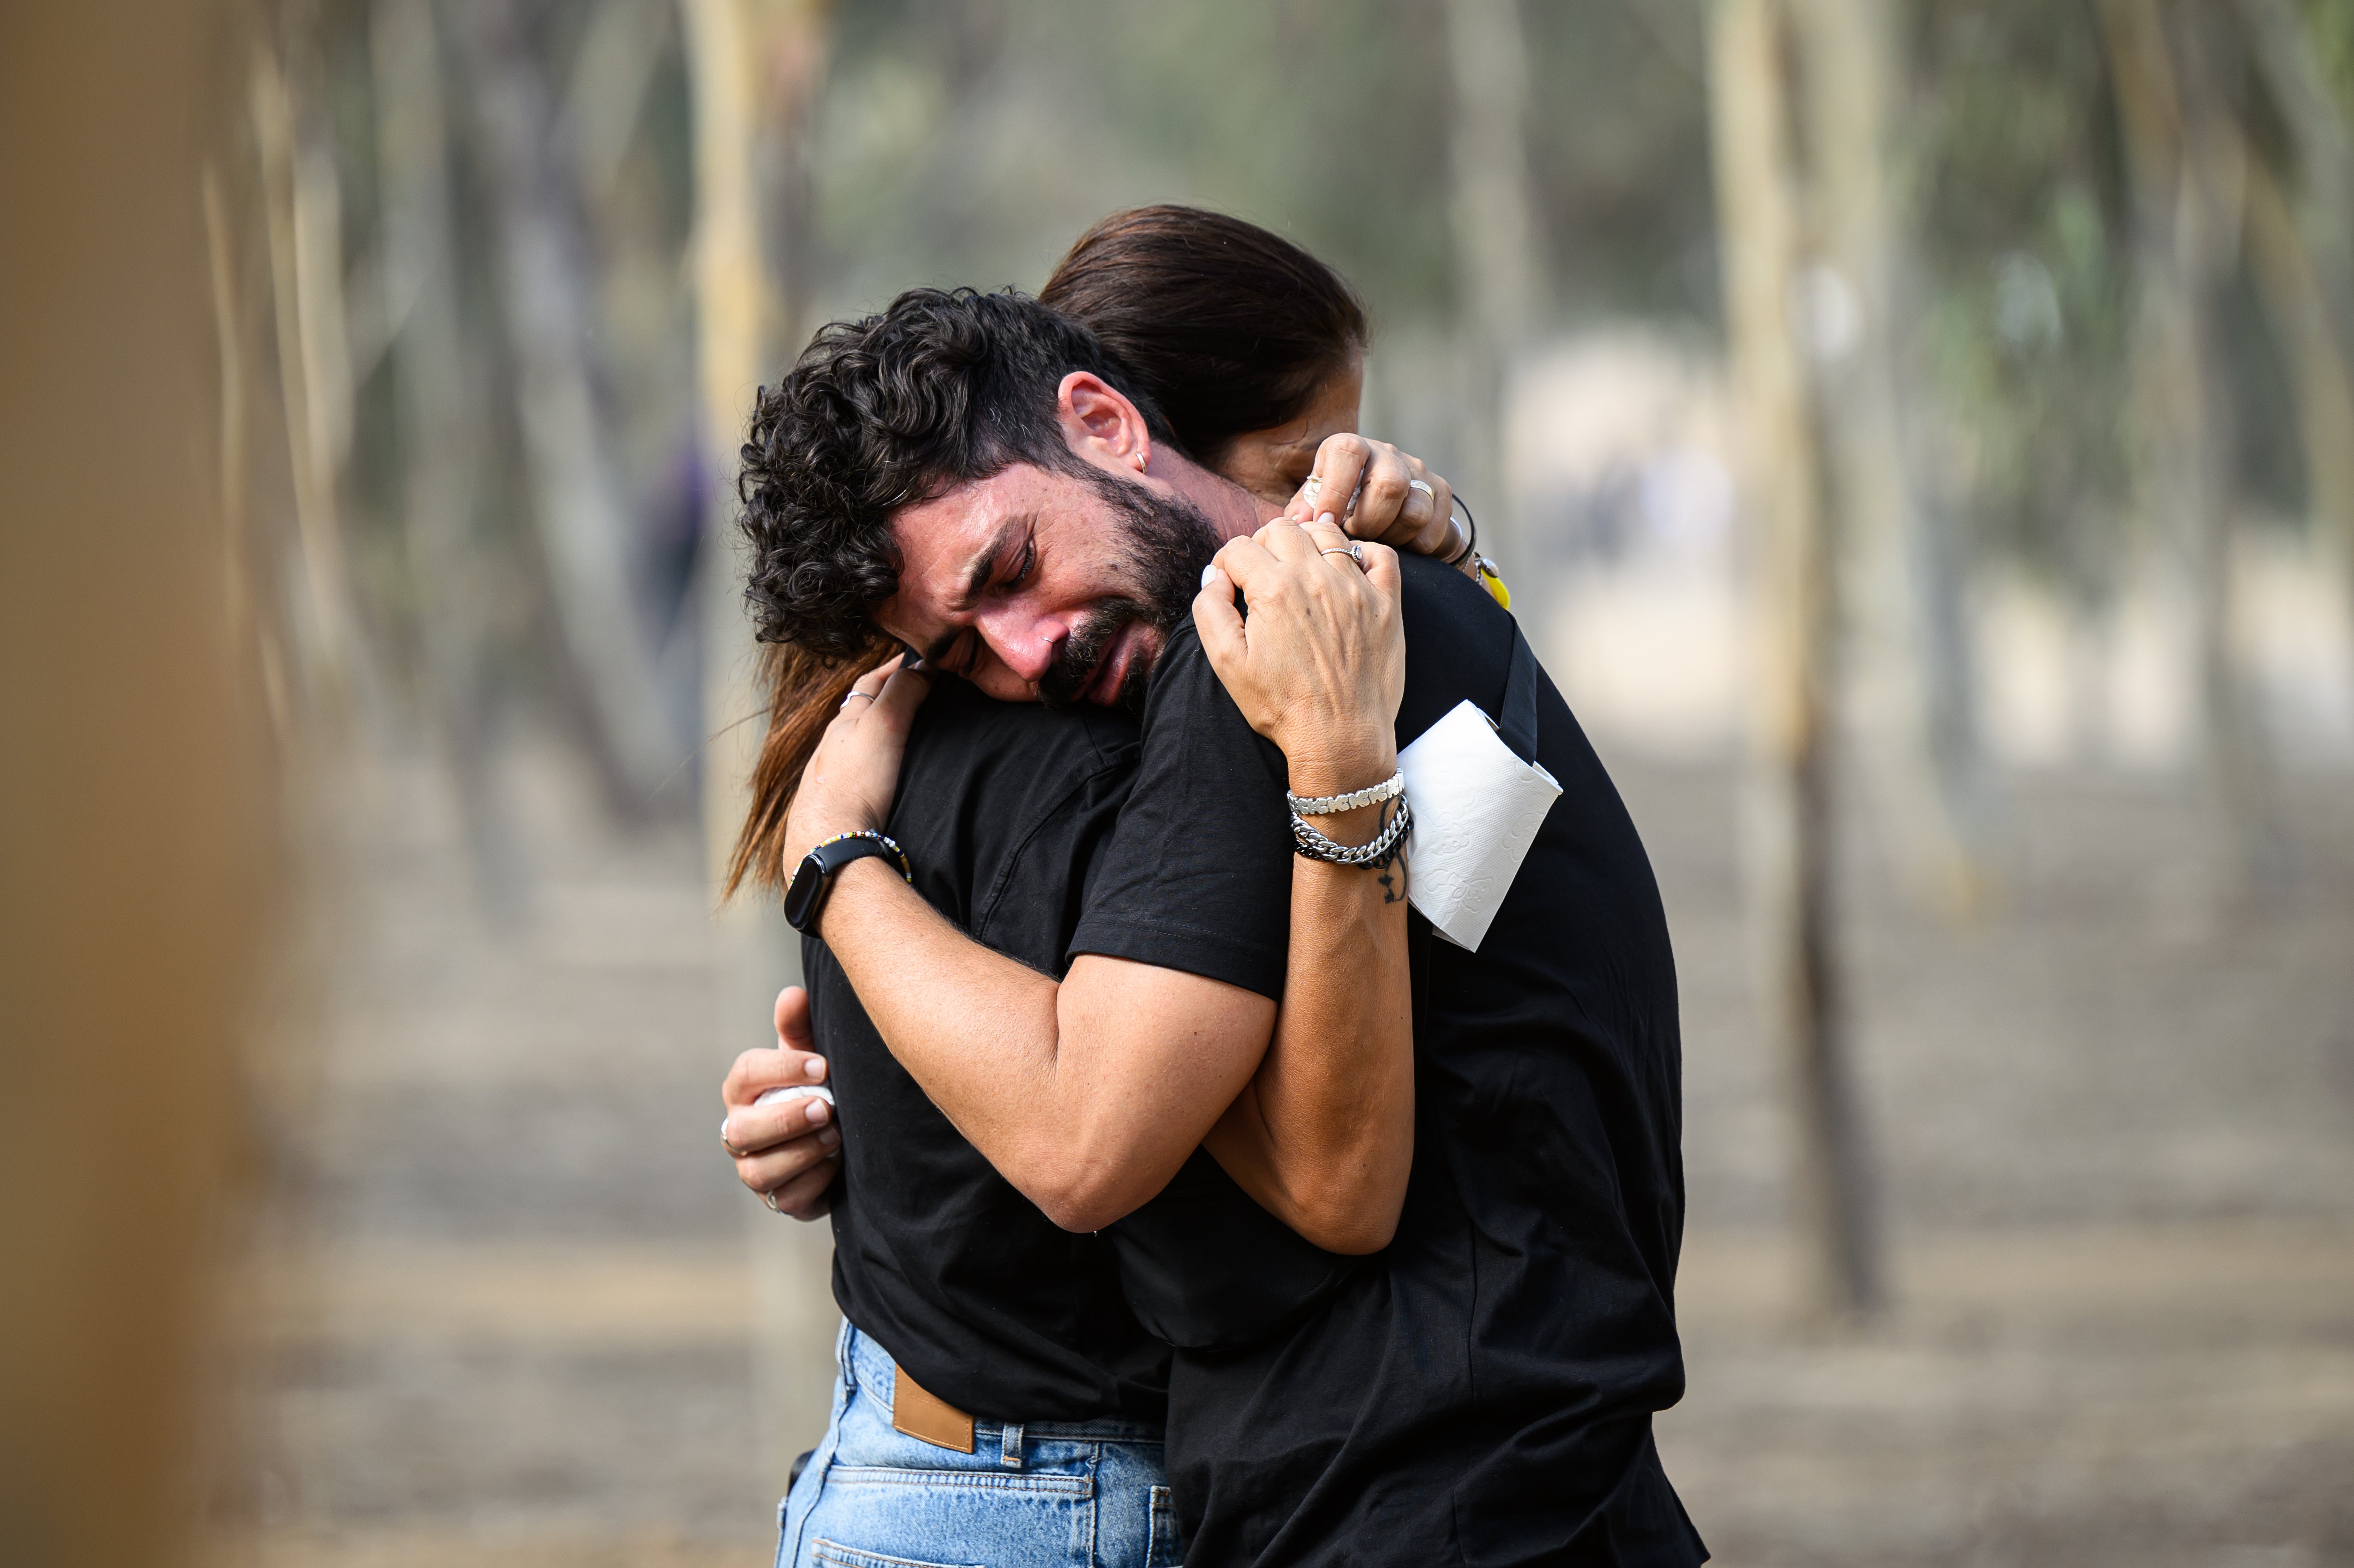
left=5, top=3, right=2352, bottom=1566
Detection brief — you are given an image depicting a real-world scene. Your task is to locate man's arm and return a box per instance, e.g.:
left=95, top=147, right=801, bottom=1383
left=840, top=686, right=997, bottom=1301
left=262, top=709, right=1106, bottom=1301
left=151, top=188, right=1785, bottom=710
left=1194, top=523, right=1414, bottom=1254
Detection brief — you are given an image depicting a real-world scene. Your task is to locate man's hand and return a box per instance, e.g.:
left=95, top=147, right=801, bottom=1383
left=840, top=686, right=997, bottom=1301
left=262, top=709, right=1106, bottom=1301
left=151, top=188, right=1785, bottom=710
left=721, top=985, right=842, bottom=1220
left=1194, top=518, right=1405, bottom=803
left=779, top=655, right=929, bottom=877
left=1284, top=434, right=1471, bottom=575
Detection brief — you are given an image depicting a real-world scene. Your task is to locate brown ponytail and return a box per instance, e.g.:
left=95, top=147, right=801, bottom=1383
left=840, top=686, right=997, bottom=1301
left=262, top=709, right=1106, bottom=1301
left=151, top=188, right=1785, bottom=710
left=1040, top=205, right=1368, bottom=469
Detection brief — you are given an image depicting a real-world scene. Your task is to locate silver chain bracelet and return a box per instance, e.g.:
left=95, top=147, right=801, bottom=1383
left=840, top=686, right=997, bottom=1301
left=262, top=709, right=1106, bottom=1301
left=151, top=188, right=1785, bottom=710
left=1292, top=793, right=1413, bottom=867
left=1287, top=769, right=1406, bottom=817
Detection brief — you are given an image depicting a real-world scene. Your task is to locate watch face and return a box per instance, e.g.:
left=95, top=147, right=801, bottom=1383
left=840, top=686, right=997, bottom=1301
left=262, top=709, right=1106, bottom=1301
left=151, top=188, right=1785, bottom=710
left=783, top=851, right=827, bottom=932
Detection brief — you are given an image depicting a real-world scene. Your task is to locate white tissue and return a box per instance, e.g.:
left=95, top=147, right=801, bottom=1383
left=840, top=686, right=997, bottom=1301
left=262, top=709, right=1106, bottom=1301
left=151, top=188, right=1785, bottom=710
left=1398, top=700, right=1562, bottom=951
left=755, top=1083, right=836, bottom=1110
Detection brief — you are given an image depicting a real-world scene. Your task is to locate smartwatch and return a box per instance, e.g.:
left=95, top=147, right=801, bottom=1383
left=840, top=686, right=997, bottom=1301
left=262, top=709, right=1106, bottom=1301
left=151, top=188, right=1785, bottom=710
left=784, top=830, right=912, bottom=935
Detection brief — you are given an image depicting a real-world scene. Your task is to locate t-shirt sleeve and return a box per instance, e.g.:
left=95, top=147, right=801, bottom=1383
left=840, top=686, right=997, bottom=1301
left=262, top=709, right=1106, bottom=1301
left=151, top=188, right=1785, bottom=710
left=1067, top=621, right=1292, bottom=1000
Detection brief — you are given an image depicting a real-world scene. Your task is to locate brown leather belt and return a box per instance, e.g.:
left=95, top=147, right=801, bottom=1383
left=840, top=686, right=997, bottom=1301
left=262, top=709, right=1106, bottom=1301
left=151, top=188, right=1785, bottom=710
left=889, top=1361, right=975, bottom=1454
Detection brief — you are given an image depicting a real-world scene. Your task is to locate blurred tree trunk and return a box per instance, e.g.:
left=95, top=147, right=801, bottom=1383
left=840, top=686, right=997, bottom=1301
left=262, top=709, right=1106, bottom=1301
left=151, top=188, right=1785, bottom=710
left=4, top=2, right=273, bottom=1562
left=680, top=0, right=838, bottom=1482
left=1440, top=0, right=1545, bottom=567
left=2240, top=0, right=2354, bottom=707
left=1709, top=0, right=1882, bottom=1321
left=2097, top=0, right=2282, bottom=899
left=252, top=41, right=373, bottom=724
left=450, top=0, right=681, bottom=817
left=372, top=0, right=522, bottom=915
left=1788, top=0, right=1991, bottom=919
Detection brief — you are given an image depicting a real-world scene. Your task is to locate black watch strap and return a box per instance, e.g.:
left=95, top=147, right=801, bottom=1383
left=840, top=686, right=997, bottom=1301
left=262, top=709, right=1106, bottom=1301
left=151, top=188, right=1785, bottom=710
left=784, top=831, right=912, bottom=935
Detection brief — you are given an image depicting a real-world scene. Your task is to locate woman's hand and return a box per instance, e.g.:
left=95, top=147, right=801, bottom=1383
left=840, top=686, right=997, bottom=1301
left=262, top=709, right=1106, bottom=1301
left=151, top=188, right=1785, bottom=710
left=779, top=655, right=929, bottom=877
left=1284, top=434, right=1473, bottom=576
left=1194, top=518, right=1405, bottom=805
left=722, top=986, right=842, bottom=1220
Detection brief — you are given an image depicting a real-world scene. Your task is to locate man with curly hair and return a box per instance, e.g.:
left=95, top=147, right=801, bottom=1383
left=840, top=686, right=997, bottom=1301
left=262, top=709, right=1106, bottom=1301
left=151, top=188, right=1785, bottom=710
left=726, top=285, right=1703, bottom=1568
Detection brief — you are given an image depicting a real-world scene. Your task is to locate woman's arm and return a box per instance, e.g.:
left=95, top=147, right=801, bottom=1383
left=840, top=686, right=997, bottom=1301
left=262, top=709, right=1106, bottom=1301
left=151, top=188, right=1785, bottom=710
left=784, top=660, right=1279, bottom=1236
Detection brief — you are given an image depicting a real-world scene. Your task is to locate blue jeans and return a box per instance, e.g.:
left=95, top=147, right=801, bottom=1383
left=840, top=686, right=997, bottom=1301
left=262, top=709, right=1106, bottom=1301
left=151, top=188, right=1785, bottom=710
left=778, top=1322, right=1181, bottom=1568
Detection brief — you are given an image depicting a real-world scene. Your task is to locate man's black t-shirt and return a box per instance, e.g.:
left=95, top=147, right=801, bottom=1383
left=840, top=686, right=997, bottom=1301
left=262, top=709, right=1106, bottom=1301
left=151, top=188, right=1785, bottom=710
left=805, top=681, right=1170, bottom=1423
left=812, top=554, right=1701, bottom=1564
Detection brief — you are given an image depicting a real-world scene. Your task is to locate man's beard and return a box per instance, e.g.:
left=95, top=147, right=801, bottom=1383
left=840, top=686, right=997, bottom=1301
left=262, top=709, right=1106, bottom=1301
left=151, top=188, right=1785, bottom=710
left=1035, top=468, right=1223, bottom=715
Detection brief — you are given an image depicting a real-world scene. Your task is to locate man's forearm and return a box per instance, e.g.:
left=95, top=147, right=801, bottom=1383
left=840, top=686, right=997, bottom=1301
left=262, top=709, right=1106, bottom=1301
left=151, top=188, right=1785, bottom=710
left=818, top=858, right=1273, bottom=1231
left=1203, top=801, right=1414, bottom=1254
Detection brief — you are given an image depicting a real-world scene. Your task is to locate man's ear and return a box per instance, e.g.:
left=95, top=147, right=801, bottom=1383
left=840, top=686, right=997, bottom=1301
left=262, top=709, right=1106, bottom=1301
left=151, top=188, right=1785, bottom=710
left=1057, top=372, right=1151, bottom=473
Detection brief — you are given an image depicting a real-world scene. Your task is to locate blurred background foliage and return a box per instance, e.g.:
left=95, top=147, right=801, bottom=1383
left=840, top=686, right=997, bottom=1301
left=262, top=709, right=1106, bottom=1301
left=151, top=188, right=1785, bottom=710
left=257, top=0, right=2354, bottom=820
left=71, top=0, right=2348, bottom=1563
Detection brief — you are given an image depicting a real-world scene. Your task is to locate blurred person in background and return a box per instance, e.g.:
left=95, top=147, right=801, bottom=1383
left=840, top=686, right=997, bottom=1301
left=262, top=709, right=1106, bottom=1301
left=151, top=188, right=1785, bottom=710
left=725, top=216, right=1698, bottom=1566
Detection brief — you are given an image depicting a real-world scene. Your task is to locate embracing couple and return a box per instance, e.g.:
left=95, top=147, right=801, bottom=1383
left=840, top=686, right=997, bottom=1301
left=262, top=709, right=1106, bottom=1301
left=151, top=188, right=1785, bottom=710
left=713, top=207, right=1705, bottom=1568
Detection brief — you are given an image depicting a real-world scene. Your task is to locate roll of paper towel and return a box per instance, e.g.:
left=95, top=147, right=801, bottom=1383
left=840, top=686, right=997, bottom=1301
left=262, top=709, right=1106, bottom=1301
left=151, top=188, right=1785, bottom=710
left=1398, top=700, right=1562, bottom=950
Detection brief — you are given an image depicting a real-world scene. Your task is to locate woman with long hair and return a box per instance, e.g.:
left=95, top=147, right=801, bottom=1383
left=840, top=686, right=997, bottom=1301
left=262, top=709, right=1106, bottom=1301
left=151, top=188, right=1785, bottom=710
left=721, top=210, right=1491, bottom=1568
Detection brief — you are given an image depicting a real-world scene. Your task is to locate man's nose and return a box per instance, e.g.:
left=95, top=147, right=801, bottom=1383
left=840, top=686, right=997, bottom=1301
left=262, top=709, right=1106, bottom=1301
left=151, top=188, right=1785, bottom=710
left=974, top=607, right=1062, bottom=686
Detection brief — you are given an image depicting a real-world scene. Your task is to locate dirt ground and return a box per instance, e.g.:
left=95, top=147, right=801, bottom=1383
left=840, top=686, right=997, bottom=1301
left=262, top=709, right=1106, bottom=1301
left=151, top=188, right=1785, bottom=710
left=240, top=730, right=2354, bottom=1568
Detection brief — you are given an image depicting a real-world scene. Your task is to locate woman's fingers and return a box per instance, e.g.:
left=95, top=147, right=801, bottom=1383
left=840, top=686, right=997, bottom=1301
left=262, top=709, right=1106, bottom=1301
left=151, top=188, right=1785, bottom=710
left=1352, top=446, right=1414, bottom=539
left=1194, top=560, right=1247, bottom=674
left=723, top=1080, right=833, bottom=1152
left=870, top=660, right=930, bottom=729
left=723, top=1041, right=824, bottom=1113
left=760, top=1157, right=841, bottom=1221
left=736, top=1119, right=841, bottom=1186
left=1295, top=435, right=1372, bottom=523
left=773, top=986, right=820, bottom=1058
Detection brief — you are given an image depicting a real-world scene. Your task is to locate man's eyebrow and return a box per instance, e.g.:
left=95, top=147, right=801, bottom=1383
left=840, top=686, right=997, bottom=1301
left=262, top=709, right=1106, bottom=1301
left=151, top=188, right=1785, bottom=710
left=948, top=513, right=1032, bottom=614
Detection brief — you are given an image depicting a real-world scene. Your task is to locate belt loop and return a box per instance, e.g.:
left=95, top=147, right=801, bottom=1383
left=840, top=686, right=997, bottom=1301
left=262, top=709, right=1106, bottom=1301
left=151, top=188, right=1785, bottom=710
left=999, top=1421, right=1024, bottom=1470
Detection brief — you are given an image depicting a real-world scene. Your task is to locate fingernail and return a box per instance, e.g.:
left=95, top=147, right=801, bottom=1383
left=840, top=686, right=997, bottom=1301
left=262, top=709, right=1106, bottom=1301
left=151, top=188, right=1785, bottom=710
left=807, top=1056, right=826, bottom=1080
left=819, top=1129, right=841, bottom=1151
left=1318, top=512, right=1337, bottom=528
left=805, top=1099, right=830, bottom=1126
left=1200, top=564, right=1217, bottom=589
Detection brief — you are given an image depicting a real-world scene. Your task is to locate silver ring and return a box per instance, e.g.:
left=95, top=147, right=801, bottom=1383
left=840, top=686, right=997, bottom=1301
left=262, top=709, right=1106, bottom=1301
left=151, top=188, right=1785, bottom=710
left=840, top=690, right=876, bottom=708
left=1319, top=543, right=1368, bottom=570
left=1408, top=479, right=1434, bottom=498
left=761, top=1189, right=785, bottom=1214
left=721, top=1121, right=750, bottom=1160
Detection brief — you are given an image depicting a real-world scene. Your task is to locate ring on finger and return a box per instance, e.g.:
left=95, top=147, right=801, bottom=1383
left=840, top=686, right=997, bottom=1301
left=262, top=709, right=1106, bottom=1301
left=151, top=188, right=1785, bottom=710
left=761, top=1188, right=785, bottom=1214
left=1408, top=479, right=1435, bottom=502
left=1318, top=542, right=1369, bottom=571
left=720, top=1124, right=750, bottom=1160
left=841, top=690, right=877, bottom=709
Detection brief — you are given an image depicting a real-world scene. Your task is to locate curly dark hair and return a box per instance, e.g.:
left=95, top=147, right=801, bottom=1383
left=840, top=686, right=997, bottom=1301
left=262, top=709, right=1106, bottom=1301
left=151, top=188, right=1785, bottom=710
left=735, top=285, right=1174, bottom=657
